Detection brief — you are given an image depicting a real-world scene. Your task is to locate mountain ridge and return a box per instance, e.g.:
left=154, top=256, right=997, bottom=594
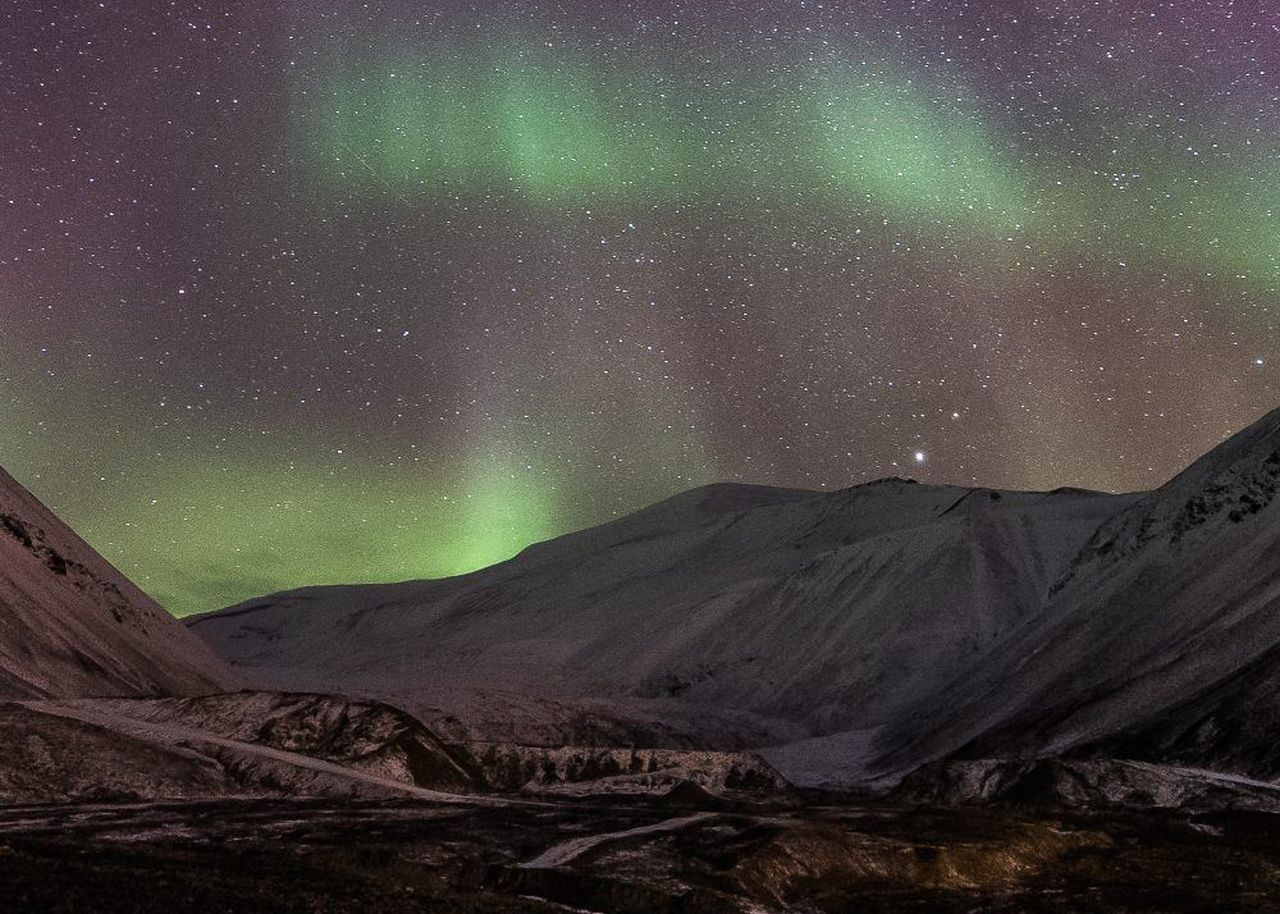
left=187, top=472, right=1140, bottom=782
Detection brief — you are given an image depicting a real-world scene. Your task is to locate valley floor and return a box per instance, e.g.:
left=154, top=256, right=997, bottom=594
left=3, top=794, right=1280, bottom=913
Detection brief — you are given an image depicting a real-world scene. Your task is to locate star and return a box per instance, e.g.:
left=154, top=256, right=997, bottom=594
left=3, top=0, right=1274, bottom=616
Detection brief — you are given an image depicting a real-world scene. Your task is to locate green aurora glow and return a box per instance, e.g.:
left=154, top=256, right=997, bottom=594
left=301, top=45, right=1278, bottom=283
left=7, top=7, right=1280, bottom=618
left=60, top=454, right=567, bottom=614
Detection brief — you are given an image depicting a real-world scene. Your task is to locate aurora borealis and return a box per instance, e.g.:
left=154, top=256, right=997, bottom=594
left=3, top=1, right=1280, bottom=616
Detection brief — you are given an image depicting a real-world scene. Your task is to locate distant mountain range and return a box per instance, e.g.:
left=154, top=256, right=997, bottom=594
left=184, top=405, right=1280, bottom=789
left=8, top=421, right=1280, bottom=914
left=7, top=407, right=1280, bottom=797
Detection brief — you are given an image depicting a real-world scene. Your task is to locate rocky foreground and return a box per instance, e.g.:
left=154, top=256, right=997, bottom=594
left=3, top=793, right=1280, bottom=913
left=5, top=689, right=1280, bottom=912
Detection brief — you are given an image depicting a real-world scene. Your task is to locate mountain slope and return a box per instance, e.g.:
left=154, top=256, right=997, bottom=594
left=191, top=407, right=1280, bottom=787
left=189, top=477, right=1132, bottom=772
left=867, top=405, right=1280, bottom=781
left=0, top=466, right=233, bottom=699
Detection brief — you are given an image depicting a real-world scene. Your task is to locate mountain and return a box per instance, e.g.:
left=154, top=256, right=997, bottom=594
left=0, top=466, right=232, bottom=699
left=188, top=406, right=1280, bottom=788
left=187, top=473, right=1135, bottom=781
left=867, top=405, right=1280, bottom=781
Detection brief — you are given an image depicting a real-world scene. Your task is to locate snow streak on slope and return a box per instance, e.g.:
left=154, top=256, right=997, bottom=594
left=0, top=466, right=232, bottom=699
left=18, top=700, right=483, bottom=804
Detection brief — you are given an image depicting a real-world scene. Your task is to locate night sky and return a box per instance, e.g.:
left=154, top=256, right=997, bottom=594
left=3, top=1, right=1279, bottom=616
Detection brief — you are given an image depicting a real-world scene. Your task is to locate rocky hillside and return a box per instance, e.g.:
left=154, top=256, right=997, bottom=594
left=0, top=466, right=232, bottom=699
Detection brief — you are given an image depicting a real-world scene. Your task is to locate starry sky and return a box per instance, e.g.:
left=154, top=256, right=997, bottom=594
left=3, top=1, right=1279, bottom=616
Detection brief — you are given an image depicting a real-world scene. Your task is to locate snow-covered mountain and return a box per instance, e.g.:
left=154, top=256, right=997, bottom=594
left=0, top=466, right=232, bottom=699
left=187, top=473, right=1132, bottom=777
left=188, top=406, right=1280, bottom=787
left=868, top=405, right=1280, bottom=781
